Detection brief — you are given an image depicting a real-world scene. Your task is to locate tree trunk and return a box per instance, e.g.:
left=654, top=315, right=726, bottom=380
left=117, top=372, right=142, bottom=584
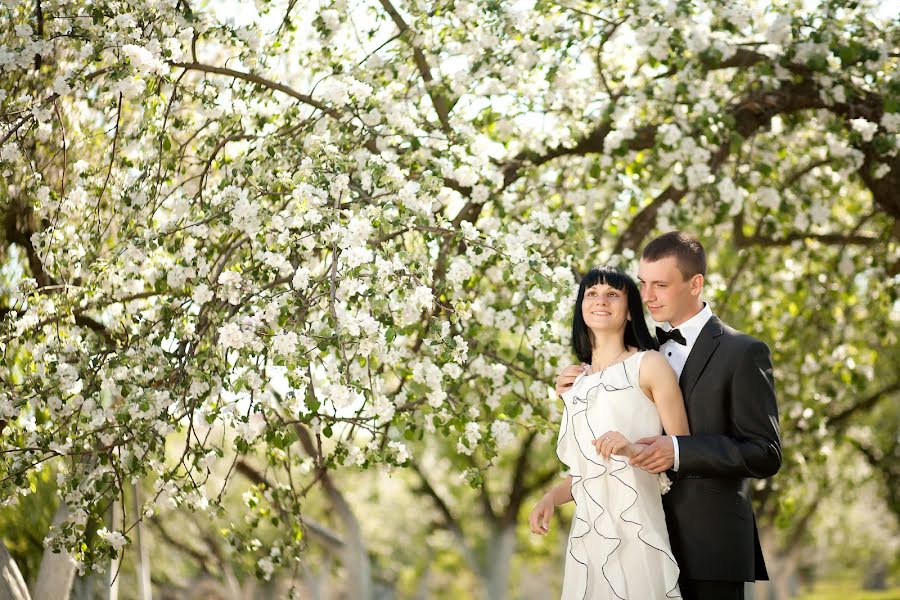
left=102, top=500, right=121, bottom=600
left=221, top=564, right=241, bottom=600
left=771, top=561, right=799, bottom=600
left=483, top=524, right=516, bottom=600
left=329, top=485, right=371, bottom=600
left=863, top=558, right=887, bottom=590
left=0, top=541, right=30, bottom=600
left=301, top=553, right=331, bottom=600
left=294, top=424, right=372, bottom=599
left=132, top=485, right=151, bottom=600
left=413, top=564, right=430, bottom=600
left=31, top=503, right=76, bottom=600
left=756, top=528, right=801, bottom=600
left=70, top=575, right=96, bottom=600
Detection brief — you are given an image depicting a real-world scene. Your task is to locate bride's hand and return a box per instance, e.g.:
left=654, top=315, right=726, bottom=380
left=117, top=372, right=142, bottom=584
left=594, top=431, right=634, bottom=459
left=529, top=493, right=556, bottom=535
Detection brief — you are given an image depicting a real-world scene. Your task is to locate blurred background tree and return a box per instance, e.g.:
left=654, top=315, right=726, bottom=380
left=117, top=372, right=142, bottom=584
left=1, top=0, right=897, bottom=598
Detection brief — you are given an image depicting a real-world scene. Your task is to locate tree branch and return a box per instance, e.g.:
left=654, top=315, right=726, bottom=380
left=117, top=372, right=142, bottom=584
left=847, top=436, right=900, bottom=519
left=235, top=459, right=344, bottom=550
left=149, top=519, right=217, bottom=574
left=502, top=431, right=537, bottom=523
left=475, top=461, right=497, bottom=525
left=522, top=466, right=564, bottom=500
left=614, top=182, right=688, bottom=254
left=196, top=132, right=257, bottom=200
left=4, top=199, right=51, bottom=288
left=379, top=0, right=453, bottom=133
left=291, top=423, right=372, bottom=598
left=510, top=33, right=733, bottom=176
left=408, top=459, right=480, bottom=573
left=782, top=157, right=833, bottom=189
left=614, top=74, right=888, bottom=250
left=733, top=229, right=881, bottom=248
left=0, top=540, right=31, bottom=600
left=409, top=460, right=464, bottom=537
left=169, top=61, right=342, bottom=119
left=828, top=380, right=900, bottom=428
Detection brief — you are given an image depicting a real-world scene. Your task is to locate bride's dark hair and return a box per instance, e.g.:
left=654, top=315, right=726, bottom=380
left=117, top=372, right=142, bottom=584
left=572, top=266, right=658, bottom=364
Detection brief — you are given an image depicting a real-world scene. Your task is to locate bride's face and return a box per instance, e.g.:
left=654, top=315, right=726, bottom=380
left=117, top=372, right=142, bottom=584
left=581, top=283, right=629, bottom=333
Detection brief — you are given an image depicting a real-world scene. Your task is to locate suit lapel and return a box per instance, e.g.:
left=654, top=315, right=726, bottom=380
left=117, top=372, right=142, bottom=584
left=679, top=315, right=725, bottom=402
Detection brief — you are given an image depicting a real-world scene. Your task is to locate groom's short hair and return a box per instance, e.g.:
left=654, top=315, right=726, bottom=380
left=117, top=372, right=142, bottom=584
left=642, top=231, right=707, bottom=280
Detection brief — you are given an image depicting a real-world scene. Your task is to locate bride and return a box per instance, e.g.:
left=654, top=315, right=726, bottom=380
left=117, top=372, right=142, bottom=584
left=529, top=266, right=689, bottom=599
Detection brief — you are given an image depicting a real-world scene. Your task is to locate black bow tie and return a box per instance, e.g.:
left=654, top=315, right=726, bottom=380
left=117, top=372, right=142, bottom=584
left=656, top=326, right=686, bottom=346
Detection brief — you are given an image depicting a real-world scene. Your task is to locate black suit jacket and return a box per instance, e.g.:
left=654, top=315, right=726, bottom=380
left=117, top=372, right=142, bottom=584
left=662, top=315, right=782, bottom=582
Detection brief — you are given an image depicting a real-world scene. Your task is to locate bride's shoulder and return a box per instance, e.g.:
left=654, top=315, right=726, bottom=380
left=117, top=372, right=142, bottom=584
left=640, top=350, right=678, bottom=387
left=636, top=350, right=674, bottom=376
left=638, top=348, right=663, bottom=360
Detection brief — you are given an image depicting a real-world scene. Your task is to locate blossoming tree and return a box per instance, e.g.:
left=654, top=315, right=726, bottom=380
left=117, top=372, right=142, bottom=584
left=1, top=0, right=897, bottom=597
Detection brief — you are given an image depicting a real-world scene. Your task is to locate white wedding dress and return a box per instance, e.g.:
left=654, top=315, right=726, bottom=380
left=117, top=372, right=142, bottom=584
left=557, top=351, right=681, bottom=599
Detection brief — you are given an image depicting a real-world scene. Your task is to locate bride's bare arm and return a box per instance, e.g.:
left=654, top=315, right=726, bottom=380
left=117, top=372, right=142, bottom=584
left=546, top=475, right=574, bottom=505
left=529, top=476, right=573, bottom=535
left=640, top=350, right=690, bottom=436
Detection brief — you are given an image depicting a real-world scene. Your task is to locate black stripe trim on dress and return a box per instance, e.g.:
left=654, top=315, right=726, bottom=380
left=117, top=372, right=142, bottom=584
left=608, top=456, right=682, bottom=599
left=556, top=354, right=680, bottom=599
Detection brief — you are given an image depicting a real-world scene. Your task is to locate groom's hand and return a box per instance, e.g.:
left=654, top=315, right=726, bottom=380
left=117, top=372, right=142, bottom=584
left=555, top=364, right=586, bottom=397
left=630, top=435, right=675, bottom=473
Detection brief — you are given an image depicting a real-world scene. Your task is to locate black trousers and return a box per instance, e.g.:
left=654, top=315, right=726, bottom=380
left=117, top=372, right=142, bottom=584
left=679, top=579, right=745, bottom=600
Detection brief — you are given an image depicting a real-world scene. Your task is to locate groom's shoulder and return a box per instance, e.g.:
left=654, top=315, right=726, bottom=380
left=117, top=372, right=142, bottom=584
left=714, top=317, right=769, bottom=352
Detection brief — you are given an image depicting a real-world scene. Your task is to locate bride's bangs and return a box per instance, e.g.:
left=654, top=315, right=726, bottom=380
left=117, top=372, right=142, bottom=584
left=581, top=266, right=631, bottom=294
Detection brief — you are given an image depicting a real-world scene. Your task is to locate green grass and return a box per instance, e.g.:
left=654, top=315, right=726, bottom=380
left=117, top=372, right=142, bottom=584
left=795, top=581, right=900, bottom=600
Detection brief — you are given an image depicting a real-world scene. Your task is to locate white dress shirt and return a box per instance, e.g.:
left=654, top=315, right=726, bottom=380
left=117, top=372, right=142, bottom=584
left=659, top=302, right=713, bottom=471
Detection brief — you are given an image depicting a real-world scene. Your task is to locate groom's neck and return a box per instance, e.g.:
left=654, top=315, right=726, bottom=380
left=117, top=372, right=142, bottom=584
left=669, top=301, right=705, bottom=328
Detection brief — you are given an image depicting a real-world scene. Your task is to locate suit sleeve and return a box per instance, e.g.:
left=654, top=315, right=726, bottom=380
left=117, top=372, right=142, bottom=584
left=676, top=340, right=782, bottom=478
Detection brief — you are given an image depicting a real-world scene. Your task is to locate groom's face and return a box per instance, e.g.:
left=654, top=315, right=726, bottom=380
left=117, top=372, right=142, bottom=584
left=637, top=256, right=699, bottom=325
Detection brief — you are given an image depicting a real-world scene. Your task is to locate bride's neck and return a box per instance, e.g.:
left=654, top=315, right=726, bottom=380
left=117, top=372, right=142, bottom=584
left=590, top=333, right=628, bottom=366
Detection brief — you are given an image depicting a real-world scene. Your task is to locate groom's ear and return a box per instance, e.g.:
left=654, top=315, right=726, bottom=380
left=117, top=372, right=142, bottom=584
left=689, top=274, right=704, bottom=296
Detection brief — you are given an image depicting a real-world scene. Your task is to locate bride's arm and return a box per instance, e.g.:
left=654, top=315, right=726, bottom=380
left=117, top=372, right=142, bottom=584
left=529, top=476, right=573, bottom=535
left=545, top=475, right=574, bottom=505
left=640, top=350, right=690, bottom=436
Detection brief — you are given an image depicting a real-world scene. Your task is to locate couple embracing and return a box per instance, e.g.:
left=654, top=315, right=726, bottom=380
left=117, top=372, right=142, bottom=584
left=529, top=231, right=782, bottom=600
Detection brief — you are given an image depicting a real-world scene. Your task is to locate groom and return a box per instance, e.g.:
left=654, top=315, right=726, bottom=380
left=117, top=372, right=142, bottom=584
left=557, top=232, right=782, bottom=600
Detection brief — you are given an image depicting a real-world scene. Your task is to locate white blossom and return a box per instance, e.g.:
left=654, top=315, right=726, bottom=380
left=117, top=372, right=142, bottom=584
left=446, top=257, right=474, bottom=285
left=292, top=266, right=311, bottom=291
left=491, top=420, right=515, bottom=448
left=112, top=75, right=146, bottom=99
left=410, top=285, right=434, bottom=311
left=880, top=113, right=900, bottom=133
left=765, top=14, right=792, bottom=45
left=121, top=44, right=165, bottom=75
left=873, top=163, right=891, bottom=179
left=318, top=78, right=349, bottom=105
left=192, top=283, right=214, bottom=306
left=850, top=118, right=878, bottom=142
left=388, top=440, right=411, bottom=464
left=272, top=331, right=298, bottom=356
left=257, top=556, right=275, bottom=580
left=97, top=528, right=127, bottom=551
left=52, top=75, right=71, bottom=96
left=217, top=323, right=245, bottom=350
left=717, top=177, right=746, bottom=216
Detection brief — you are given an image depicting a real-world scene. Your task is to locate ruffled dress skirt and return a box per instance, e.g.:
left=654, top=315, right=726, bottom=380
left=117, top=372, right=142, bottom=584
left=557, top=352, right=680, bottom=599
